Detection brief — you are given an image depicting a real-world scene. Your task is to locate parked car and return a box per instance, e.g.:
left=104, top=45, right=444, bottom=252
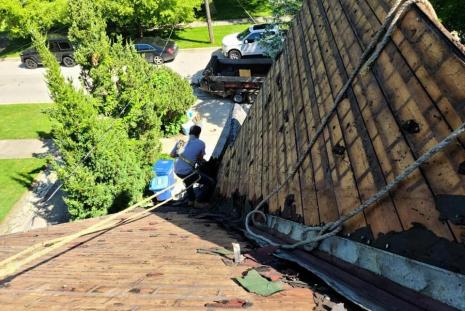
left=222, top=24, right=279, bottom=59
left=21, top=38, right=76, bottom=69
left=134, top=37, right=178, bottom=65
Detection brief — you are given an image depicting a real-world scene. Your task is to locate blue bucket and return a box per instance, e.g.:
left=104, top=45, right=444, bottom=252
left=149, top=176, right=172, bottom=201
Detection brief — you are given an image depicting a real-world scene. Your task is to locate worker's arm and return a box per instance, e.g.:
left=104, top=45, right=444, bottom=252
left=170, top=141, right=180, bottom=158
left=197, top=143, right=206, bottom=161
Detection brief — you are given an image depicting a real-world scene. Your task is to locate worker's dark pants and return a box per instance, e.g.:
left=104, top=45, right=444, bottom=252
left=176, top=171, right=215, bottom=202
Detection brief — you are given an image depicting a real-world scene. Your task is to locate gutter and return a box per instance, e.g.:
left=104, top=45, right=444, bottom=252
left=244, top=215, right=464, bottom=311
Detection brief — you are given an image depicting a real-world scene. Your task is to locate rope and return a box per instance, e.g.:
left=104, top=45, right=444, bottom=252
left=244, top=0, right=444, bottom=249
left=159, top=25, right=175, bottom=57
left=235, top=0, right=257, bottom=24
left=0, top=172, right=200, bottom=280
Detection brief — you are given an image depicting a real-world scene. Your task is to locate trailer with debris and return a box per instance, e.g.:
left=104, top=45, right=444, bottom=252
left=199, top=56, right=273, bottom=103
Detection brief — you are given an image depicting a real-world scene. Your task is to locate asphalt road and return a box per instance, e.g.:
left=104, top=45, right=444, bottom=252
left=0, top=59, right=80, bottom=104
left=0, top=47, right=222, bottom=104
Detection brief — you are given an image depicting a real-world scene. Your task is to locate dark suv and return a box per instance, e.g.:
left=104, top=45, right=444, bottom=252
left=20, top=38, right=76, bottom=69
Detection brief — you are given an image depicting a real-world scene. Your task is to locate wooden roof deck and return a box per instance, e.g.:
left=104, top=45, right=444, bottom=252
left=217, top=0, right=465, bottom=257
left=0, top=210, right=315, bottom=310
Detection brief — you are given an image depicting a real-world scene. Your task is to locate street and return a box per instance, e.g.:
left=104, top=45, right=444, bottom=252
left=0, top=59, right=80, bottom=104
left=0, top=47, right=222, bottom=104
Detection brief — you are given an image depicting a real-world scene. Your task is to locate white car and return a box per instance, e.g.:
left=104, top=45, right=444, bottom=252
left=222, top=24, right=279, bottom=59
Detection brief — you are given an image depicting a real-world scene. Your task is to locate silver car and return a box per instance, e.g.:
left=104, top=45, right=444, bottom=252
left=222, top=24, right=279, bottom=59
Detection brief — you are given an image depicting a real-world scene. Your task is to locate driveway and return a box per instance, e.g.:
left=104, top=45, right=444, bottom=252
left=164, top=48, right=232, bottom=160
left=165, top=47, right=223, bottom=83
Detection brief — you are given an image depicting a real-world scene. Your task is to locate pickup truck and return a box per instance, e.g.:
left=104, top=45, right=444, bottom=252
left=199, top=56, right=273, bottom=104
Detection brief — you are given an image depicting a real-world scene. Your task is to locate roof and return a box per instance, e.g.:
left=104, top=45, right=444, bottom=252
left=0, top=209, right=315, bottom=310
left=216, top=0, right=465, bottom=265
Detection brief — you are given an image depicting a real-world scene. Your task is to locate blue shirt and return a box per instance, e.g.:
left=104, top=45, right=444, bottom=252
left=172, top=135, right=206, bottom=175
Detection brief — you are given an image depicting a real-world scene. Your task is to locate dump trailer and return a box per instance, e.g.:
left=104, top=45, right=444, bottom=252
left=199, top=56, right=273, bottom=103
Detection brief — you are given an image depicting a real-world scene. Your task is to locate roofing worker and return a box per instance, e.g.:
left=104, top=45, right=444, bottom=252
left=170, top=125, right=214, bottom=207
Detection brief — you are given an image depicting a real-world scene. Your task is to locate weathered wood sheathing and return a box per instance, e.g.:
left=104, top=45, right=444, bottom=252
left=216, top=0, right=465, bottom=244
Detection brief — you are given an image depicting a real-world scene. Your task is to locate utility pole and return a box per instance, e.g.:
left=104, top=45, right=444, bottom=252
left=205, top=0, right=214, bottom=43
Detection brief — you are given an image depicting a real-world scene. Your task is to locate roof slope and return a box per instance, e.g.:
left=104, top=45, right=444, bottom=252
left=0, top=210, right=314, bottom=310
left=217, top=0, right=465, bottom=255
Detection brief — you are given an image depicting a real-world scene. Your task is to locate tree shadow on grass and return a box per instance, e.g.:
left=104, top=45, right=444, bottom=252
left=172, top=36, right=211, bottom=45
left=37, top=131, right=53, bottom=140
left=11, top=167, right=46, bottom=189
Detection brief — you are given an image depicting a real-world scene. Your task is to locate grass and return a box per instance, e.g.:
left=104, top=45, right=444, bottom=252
left=169, top=24, right=252, bottom=48
left=211, top=0, right=272, bottom=20
left=0, top=103, right=53, bottom=140
left=0, top=158, right=47, bottom=222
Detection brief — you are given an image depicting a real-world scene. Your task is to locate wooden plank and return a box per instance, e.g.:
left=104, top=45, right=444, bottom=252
left=320, top=0, right=449, bottom=238
left=340, top=0, right=460, bottom=240
left=287, top=23, right=321, bottom=226
left=239, top=114, right=250, bottom=197
left=302, top=0, right=376, bottom=233
left=261, top=73, right=272, bottom=212
left=255, top=85, right=265, bottom=200
left=297, top=4, right=341, bottom=225
left=280, top=40, right=305, bottom=222
left=247, top=105, right=257, bottom=201
left=293, top=16, right=338, bottom=224
left=274, top=56, right=289, bottom=215
left=372, top=0, right=465, bottom=123
left=268, top=64, right=280, bottom=214
left=308, top=0, right=405, bottom=236
left=224, top=149, right=233, bottom=198
left=364, top=0, right=465, bottom=241
left=0, top=212, right=315, bottom=310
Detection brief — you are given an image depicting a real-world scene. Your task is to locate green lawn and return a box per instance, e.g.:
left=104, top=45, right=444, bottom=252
left=0, top=104, right=53, bottom=140
left=0, top=158, right=47, bottom=222
left=170, top=24, right=252, bottom=48
left=211, top=0, right=272, bottom=20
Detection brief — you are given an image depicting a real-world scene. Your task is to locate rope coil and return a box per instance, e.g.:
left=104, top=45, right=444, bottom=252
left=244, top=0, right=462, bottom=250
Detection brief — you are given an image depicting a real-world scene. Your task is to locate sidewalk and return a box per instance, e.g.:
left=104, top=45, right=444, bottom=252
left=0, top=168, right=67, bottom=235
left=0, top=138, right=67, bottom=235
left=0, top=139, right=53, bottom=159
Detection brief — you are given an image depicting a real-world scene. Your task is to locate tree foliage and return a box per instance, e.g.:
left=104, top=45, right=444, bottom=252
left=0, top=0, right=68, bottom=38
left=30, top=0, right=195, bottom=220
left=1, top=0, right=203, bottom=39
left=430, top=0, right=465, bottom=41
left=258, top=0, right=303, bottom=59
left=99, top=0, right=203, bottom=36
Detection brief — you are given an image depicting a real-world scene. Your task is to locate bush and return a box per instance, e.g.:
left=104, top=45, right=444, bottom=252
left=31, top=0, right=196, bottom=220
left=162, top=114, right=189, bottom=137
left=430, top=0, right=465, bottom=41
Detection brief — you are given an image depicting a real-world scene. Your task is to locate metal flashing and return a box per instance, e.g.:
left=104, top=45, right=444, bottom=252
left=258, top=215, right=465, bottom=310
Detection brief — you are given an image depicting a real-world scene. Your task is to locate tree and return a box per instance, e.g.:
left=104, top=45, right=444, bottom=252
left=258, top=0, right=303, bottom=59
left=99, top=0, right=203, bottom=37
left=0, top=0, right=68, bottom=38
left=430, top=0, right=465, bottom=41
left=30, top=0, right=196, bottom=220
